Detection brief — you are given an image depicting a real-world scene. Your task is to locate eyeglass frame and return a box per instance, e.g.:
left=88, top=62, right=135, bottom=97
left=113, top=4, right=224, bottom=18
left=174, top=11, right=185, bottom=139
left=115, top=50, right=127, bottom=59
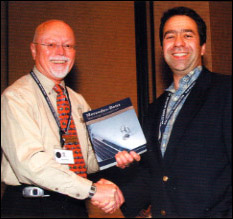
left=32, top=42, right=77, bottom=50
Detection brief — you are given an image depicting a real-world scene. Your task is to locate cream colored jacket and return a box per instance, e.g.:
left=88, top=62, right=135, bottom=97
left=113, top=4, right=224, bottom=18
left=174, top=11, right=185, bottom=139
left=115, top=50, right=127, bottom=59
left=1, top=67, right=99, bottom=200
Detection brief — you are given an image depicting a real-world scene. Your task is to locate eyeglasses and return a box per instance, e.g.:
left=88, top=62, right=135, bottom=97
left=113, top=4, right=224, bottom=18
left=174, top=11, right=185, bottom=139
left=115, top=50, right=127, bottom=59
left=33, top=43, right=76, bottom=50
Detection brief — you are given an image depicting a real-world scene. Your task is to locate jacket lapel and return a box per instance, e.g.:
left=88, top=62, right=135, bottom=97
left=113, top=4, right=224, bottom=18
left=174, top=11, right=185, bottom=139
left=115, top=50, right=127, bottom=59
left=163, top=68, right=212, bottom=166
left=146, top=93, right=167, bottom=163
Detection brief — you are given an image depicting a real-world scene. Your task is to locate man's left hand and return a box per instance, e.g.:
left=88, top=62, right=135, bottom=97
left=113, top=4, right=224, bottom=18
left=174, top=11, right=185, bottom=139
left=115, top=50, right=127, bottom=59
left=115, top=151, right=141, bottom=169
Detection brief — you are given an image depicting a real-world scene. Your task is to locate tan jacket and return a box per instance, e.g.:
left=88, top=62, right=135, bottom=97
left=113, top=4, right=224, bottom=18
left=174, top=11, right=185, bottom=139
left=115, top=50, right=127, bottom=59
left=1, top=67, right=99, bottom=199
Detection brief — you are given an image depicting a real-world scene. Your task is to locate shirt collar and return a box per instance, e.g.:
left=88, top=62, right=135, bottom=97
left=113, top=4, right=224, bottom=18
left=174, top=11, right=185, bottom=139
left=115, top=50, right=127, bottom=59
left=32, top=66, right=66, bottom=94
left=166, top=66, right=202, bottom=93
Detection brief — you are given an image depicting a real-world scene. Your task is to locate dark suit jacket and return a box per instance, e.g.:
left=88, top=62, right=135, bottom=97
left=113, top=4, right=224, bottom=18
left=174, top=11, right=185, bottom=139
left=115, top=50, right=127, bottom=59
left=121, top=67, right=232, bottom=218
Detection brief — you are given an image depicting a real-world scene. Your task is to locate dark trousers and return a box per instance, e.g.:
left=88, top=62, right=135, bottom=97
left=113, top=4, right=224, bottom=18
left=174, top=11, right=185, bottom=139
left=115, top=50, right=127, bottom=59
left=1, top=185, right=88, bottom=218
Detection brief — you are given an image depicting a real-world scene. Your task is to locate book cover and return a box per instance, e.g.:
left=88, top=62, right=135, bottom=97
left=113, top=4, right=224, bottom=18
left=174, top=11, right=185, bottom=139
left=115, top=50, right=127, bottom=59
left=83, top=98, right=147, bottom=170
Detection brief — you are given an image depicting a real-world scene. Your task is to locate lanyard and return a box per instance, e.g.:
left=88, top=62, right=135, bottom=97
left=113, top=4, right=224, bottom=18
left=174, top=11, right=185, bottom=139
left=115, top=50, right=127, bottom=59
left=159, top=80, right=196, bottom=143
left=30, top=71, right=72, bottom=146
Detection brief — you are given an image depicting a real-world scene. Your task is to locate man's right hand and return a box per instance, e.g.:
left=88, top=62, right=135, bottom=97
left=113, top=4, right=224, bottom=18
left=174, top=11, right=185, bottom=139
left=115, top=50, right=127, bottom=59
left=91, top=178, right=125, bottom=214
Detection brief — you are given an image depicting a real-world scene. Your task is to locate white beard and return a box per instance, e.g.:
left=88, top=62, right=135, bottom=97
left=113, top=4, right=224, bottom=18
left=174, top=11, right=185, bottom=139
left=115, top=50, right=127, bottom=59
left=49, top=56, right=70, bottom=79
left=49, top=65, right=70, bottom=79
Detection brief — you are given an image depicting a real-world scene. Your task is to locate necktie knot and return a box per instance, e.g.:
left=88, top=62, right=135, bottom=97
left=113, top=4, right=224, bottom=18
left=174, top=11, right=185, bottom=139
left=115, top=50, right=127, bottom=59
left=53, top=84, right=64, bottom=94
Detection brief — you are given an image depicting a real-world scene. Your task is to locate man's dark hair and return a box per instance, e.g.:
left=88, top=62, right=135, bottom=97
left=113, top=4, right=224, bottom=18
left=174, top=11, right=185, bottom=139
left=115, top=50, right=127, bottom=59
left=159, top=6, right=207, bottom=46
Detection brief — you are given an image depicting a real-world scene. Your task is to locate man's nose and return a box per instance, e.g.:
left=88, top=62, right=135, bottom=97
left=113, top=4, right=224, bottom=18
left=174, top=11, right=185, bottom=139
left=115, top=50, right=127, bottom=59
left=174, top=35, right=185, bottom=47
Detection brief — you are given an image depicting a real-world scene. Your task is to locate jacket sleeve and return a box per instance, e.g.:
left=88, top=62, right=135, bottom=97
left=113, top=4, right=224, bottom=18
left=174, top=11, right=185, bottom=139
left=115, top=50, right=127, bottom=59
left=119, top=157, right=151, bottom=217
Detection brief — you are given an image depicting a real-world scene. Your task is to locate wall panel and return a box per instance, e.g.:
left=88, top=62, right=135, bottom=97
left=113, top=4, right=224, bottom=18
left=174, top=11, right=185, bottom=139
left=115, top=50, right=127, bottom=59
left=209, top=1, right=232, bottom=75
left=1, top=1, right=8, bottom=93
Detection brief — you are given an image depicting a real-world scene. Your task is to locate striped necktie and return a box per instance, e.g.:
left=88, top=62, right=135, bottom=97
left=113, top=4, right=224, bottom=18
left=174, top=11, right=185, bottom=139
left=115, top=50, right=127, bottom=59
left=53, top=84, right=87, bottom=178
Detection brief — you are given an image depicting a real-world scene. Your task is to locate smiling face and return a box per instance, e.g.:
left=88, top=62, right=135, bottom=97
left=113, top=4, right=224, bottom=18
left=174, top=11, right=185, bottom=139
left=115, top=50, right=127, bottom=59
left=162, top=15, right=206, bottom=79
left=30, top=20, right=76, bottom=84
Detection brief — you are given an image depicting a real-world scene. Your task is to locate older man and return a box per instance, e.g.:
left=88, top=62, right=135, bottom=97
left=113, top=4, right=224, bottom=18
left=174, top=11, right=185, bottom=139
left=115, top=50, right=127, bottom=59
left=1, top=20, right=139, bottom=218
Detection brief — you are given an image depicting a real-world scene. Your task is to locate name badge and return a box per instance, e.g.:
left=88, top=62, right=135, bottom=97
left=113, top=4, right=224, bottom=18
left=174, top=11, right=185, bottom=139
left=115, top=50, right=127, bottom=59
left=54, top=149, right=74, bottom=164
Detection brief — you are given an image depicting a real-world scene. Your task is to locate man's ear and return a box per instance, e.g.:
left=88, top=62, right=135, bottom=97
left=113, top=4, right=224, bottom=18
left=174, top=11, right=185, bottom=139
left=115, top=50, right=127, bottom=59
left=30, top=43, right=36, bottom=60
left=201, top=43, right=206, bottom=56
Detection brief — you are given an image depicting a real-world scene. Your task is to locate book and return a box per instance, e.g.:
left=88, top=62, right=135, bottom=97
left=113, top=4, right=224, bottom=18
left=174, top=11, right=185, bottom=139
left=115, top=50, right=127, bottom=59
left=83, top=97, right=147, bottom=170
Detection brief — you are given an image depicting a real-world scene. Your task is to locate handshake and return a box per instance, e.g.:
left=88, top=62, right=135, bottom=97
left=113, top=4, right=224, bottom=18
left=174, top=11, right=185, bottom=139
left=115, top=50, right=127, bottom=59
left=90, top=151, right=140, bottom=214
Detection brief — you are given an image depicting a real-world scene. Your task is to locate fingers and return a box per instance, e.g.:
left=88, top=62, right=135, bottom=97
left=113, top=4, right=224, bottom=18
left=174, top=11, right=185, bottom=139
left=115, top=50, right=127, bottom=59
left=115, top=150, right=141, bottom=168
left=90, top=179, right=125, bottom=214
left=101, top=179, right=125, bottom=207
left=115, top=151, right=133, bottom=168
left=97, top=178, right=113, bottom=185
left=130, top=150, right=141, bottom=162
left=91, top=194, right=118, bottom=214
left=116, top=185, right=125, bottom=205
left=113, top=187, right=121, bottom=208
left=92, top=199, right=117, bottom=214
left=96, top=179, right=125, bottom=206
left=101, top=200, right=117, bottom=214
left=91, top=182, right=118, bottom=204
